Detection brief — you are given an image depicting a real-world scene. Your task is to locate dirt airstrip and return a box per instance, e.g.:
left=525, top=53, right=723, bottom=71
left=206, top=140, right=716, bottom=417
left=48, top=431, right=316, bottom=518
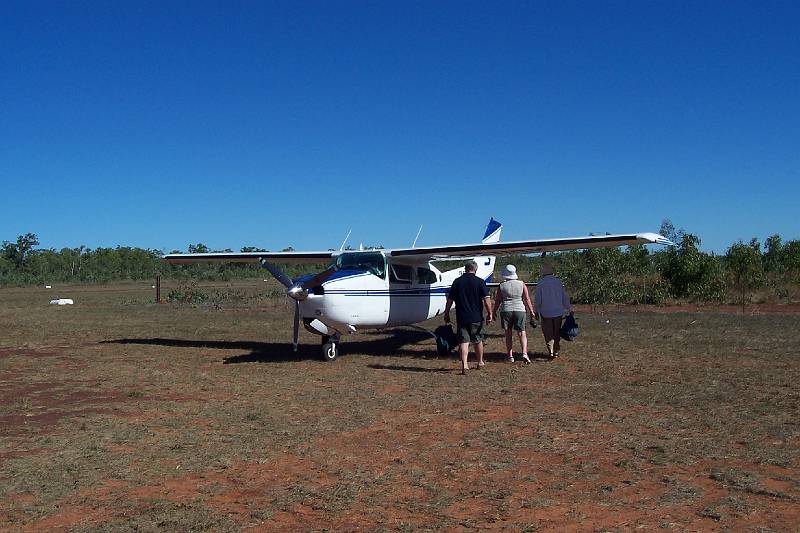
left=1, top=282, right=798, bottom=531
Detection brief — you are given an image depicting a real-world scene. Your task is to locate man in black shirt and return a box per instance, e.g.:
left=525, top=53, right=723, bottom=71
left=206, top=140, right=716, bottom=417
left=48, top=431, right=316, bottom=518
left=444, top=260, right=494, bottom=374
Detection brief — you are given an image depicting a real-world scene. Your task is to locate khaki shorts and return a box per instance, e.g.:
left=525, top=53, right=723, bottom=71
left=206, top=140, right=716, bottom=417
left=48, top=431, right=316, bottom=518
left=456, top=321, right=485, bottom=344
left=500, top=311, right=526, bottom=331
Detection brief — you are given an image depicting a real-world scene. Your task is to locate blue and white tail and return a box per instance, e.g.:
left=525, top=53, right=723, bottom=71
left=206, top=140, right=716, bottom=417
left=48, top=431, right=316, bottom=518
left=475, top=218, right=501, bottom=281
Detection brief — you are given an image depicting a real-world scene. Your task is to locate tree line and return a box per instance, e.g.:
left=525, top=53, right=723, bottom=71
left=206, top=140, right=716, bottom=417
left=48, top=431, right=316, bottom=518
left=2, top=221, right=799, bottom=305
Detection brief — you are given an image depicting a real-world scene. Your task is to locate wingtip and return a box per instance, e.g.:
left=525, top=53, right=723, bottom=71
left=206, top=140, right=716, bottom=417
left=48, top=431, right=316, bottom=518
left=637, top=232, right=676, bottom=246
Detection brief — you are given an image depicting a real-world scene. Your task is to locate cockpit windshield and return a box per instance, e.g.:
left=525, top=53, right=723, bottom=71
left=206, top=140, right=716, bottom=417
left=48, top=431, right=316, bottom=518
left=329, top=251, right=386, bottom=279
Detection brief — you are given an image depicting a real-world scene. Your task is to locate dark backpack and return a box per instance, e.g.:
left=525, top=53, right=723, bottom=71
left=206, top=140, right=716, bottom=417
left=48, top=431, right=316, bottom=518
left=434, top=325, right=458, bottom=355
left=560, top=313, right=580, bottom=341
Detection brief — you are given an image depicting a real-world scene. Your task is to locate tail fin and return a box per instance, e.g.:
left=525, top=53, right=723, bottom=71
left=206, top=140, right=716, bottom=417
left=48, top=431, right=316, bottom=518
left=482, top=217, right=502, bottom=243
left=476, top=218, right=502, bottom=281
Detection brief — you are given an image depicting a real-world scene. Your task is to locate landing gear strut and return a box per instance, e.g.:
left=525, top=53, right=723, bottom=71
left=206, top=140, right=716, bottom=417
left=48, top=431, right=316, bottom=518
left=321, top=334, right=340, bottom=362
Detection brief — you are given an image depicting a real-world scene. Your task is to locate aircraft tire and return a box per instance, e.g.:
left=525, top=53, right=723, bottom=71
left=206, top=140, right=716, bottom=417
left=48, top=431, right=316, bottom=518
left=321, top=342, right=337, bottom=362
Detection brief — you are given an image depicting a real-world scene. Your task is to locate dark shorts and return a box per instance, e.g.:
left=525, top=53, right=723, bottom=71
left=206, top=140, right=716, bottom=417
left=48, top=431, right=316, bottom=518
left=500, top=311, right=526, bottom=331
left=456, top=321, right=484, bottom=344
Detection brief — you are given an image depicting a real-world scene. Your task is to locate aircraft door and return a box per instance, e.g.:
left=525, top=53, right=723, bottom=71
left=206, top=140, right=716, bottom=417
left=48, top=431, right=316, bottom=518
left=386, top=262, right=420, bottom=326
left=387, top=262, right=433, bottom=326
left=415, top=265, right=443, bottom=320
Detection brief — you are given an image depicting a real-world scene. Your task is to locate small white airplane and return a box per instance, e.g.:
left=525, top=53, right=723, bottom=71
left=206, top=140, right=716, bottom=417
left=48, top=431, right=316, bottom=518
left=165, top=219, right=673, bottom=361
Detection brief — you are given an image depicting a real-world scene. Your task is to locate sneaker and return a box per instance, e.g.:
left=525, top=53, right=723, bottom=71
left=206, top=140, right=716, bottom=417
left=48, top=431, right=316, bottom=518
left=553, top=352, right=560, bottom=358
left=521, top=353, right=532, bottom=364
left=506, top=354, right=515, bottom=363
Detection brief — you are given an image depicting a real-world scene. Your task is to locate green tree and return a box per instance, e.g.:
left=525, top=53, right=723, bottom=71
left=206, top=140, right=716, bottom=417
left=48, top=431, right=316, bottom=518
left=659, top=233, right=725, bottom=301
left=763, top=234, right=785, bottom=273
left=2, top=233, right=40, bottom=270
left=659, top=219, right=684, bottom=244
left=726, top=238, right=765, bottom=307
left=188, top=243, right=209, bottom=253
left=783, top=240, right=800, bottom=281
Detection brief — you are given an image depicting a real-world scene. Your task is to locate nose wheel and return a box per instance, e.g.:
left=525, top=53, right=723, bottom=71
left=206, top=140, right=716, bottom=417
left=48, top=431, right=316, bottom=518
left=321, top=334, right=340, bottom=362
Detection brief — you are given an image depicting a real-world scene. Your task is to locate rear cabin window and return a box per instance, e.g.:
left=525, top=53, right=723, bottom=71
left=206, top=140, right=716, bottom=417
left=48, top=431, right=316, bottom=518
left=390, top=264, right=413, bottom=283
left=416, top=267, right=438, bottom=285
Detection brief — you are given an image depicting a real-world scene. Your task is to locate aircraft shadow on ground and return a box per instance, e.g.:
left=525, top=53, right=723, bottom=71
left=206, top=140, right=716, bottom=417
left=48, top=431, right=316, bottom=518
left=104, top=328, right=468, bottom=364
left=103, top=330, right=556, bottom=365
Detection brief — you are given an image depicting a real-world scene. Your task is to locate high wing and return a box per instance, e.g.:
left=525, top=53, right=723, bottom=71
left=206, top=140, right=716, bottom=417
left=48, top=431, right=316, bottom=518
left=386, top=232, right=674, bottom=260
left=164, top=250, right=334, bottom=264
left=163, top=233, right=673, bottom=264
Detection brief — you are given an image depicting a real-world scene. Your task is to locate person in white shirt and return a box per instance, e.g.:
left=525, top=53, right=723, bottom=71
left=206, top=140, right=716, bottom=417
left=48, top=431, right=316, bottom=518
left=534, top=262, right=573, bottom=359
left=492, top=264, right=535, bottom=363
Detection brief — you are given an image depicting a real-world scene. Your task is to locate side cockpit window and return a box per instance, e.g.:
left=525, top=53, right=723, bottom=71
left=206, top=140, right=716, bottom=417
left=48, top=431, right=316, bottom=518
left=389, top=263, right=413, bottom=283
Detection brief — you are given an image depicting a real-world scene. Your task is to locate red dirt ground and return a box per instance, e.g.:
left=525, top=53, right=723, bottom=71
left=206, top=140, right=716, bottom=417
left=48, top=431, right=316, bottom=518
left=1, top=300, right=798, bottom=531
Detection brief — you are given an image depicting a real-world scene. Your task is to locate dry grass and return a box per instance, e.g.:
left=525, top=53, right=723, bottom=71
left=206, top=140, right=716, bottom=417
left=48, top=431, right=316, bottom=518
left=1, top=280, right=798, bottom=531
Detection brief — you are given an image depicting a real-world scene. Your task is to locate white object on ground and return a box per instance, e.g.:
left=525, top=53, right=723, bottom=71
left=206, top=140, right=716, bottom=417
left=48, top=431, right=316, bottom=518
left=49, top=299, right=74, bottom=305
left=45, top=285, right=52, bottom=289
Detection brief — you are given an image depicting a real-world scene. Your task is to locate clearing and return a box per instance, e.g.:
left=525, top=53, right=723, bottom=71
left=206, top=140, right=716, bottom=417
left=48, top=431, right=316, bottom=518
left=1, top=281, right=798, bottom=531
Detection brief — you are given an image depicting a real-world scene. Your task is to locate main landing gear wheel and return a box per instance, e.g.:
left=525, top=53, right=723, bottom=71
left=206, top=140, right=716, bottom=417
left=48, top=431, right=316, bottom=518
left=321, top=335, right=339, bottom=362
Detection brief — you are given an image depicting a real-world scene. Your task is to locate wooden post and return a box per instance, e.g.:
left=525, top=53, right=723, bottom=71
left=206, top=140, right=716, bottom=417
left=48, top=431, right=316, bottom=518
left=156, top=275, right=161, bottom=303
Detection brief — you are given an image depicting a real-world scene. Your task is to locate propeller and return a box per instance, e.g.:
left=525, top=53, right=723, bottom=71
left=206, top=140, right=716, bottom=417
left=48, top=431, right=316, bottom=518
left=260, top=259, right=294, bottom=289
left=259, top=258, right=339, bottom=351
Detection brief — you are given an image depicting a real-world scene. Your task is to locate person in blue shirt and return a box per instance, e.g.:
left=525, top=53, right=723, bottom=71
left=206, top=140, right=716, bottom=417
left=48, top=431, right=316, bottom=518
left=534, top=262, right=573, bottom=359
left=444, top=260, right=494, bottom=374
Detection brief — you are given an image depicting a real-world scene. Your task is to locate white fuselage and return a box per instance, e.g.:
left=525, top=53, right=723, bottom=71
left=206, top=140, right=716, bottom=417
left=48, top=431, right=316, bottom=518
left=300, top=252, right=496, bottom=335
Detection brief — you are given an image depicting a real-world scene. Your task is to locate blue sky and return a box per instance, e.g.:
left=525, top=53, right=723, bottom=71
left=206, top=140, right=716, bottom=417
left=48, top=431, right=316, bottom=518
left=1, top=1, right=798, bottom=254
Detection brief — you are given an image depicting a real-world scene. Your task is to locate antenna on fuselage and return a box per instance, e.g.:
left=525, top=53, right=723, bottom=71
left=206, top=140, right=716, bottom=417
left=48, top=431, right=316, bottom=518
left=339, top=229, right=352, bottom=251
left=411, top=225, right=423, bottom=248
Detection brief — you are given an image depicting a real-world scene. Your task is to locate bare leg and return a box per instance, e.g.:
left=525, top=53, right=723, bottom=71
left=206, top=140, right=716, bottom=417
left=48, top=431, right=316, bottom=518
left=504, top=328, right=513, bottom=357
left=458, top=342, right=470, bottom=373
left=519, top=330, right=528, bottom=355
left=475, top=341, right=485, bottom=367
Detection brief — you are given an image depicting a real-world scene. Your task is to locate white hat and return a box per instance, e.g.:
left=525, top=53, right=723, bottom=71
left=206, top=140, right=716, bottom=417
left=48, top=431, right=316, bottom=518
left=502, top=264, right=518, bottom=280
